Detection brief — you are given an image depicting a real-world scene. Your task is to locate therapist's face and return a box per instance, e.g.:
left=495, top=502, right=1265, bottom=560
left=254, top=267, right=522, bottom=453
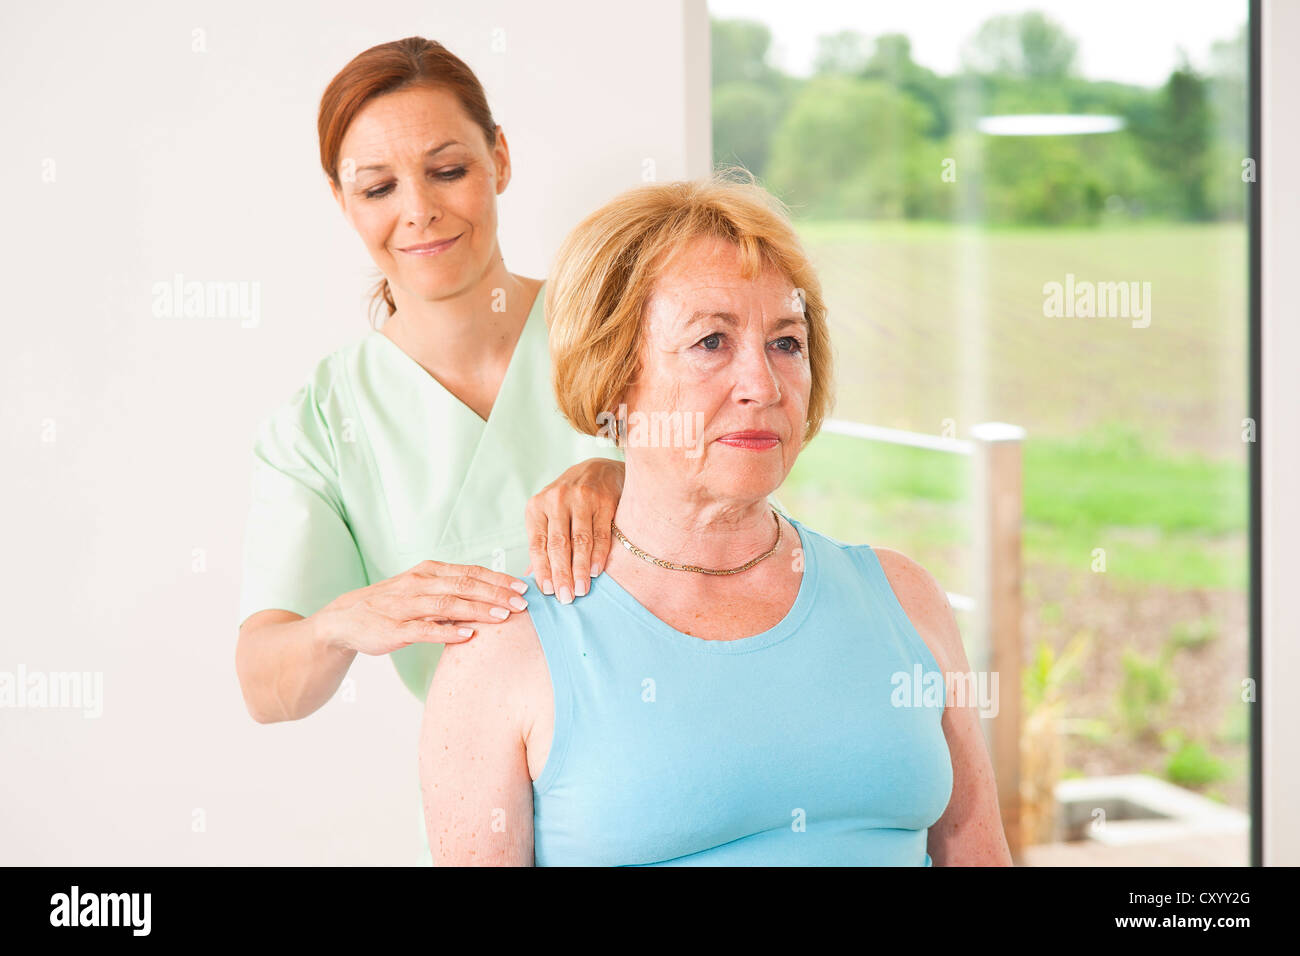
left=619, top=236, right=812, bottom=505
left=331, top=85, right=508, bottom=305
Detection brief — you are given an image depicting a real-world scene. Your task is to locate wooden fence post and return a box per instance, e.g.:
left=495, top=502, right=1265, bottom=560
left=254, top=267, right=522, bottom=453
left=971, top=422, right=1026, bottom=862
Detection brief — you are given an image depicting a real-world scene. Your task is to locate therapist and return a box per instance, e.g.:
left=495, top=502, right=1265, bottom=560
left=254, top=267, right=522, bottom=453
left=235, top=35, right=626, bottom=723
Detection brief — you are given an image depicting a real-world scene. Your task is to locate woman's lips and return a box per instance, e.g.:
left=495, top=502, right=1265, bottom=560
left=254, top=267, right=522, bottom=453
left=716, top=431, right=780, bottom=450
left=398, top=234, right=461, bottom=256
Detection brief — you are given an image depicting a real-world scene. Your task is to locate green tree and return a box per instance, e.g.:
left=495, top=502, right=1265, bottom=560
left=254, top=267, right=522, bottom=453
left=865, top=34, right=915, bottom=78
left=766, top=76, right=938, bottom=219
left=710, top=15, right=1245, bottom=226
left=977, top=133, right=1107, bottom=224
left=1129, top=53, right=1213, bottom=220
left=711, top=18, right=780, bottom=88
left=1205, top=24, right=1248, bottom=220
left=961, top=11, right=1078, bottom=80
left=711, top=18, right=795, bottom=177
left=712, top=82, right=783, bottom=178
left=813, top=30, right=871, bottom=76
left=1161, top=58, right=1213, bottom=219
left=862, top=34, right=954, bottom=139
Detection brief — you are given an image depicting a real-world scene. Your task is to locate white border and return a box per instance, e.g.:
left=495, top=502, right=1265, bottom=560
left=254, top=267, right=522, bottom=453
left=1262, top=0, right=1298, bottom=867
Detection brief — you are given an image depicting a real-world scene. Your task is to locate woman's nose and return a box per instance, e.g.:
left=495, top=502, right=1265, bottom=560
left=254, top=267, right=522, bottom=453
left=405, top=182, right=442, bottom=227
left=734, top=340, right=782, bottom=405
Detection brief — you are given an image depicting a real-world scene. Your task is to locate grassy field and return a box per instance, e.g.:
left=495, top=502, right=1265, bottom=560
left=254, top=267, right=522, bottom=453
left=779, top=423, right=1247, bottom=595
left=779, top=219, right=1249, bottom=591
left=791, top=220, right=1249, bottom=462
left=776, top=220, right=1252, bottom=814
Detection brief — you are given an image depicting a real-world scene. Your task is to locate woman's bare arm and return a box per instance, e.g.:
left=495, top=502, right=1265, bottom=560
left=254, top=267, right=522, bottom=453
left=236, top=562, right=530, bottom=723
left=873, top=547, right=1014, bottom=866
left=418, top=612, right=545, bottom=865
left=236, top=610, right=357, bottom=723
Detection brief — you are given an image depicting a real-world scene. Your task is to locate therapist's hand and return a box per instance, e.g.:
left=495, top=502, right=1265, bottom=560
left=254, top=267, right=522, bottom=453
left=525, top=456, right=625, bottom=604
left=315, top=561, right=531, bottom=651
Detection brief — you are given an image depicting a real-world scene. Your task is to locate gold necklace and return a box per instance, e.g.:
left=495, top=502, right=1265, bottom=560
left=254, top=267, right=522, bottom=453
left=610, top=508, right=782, bottom=575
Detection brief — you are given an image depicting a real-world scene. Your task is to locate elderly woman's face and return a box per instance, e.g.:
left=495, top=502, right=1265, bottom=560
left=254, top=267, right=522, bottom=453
left=331, top=85, right=507, bottom=304
left=621, top=235, right=812, bottom=503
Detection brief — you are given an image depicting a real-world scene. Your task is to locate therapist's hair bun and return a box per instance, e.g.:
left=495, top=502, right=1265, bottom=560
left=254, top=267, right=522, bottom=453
left=318, top=37, right=498, bottom=324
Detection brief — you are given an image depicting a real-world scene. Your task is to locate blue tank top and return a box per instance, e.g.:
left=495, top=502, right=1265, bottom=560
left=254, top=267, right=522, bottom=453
left=525, top=515, right=953, bottom=866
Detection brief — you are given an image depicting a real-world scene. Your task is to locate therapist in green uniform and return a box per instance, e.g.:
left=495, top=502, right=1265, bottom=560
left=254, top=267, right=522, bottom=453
left=234, top=37, right=625, bottom=861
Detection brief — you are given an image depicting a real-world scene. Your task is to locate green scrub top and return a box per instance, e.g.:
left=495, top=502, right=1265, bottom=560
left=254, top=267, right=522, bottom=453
left=238, top=282, right=623, bottom=701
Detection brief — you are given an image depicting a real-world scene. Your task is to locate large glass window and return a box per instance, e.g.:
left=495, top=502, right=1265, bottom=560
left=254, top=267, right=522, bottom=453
left=711, top=0, right=1251, bottom=865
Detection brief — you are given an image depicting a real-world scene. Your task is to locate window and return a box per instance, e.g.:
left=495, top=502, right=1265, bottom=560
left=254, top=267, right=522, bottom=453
left=711, top=0, right=1253, bottom=865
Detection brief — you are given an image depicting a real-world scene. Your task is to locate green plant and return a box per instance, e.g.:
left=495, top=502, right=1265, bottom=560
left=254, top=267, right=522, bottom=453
left=1116, top=646, right=1175, bottom=739
left=1024, top=631, right=1091, bottom=713
left=1165, top=740, right=1229, bottom=788
left=1169, top=615, right=1218, bottom=650
left=1061, top=716, right=1112, bottom=744
left=1021, top=631, right=1092, bottom=845
left=1158, top=728, right=1186, bottom=750
left=1217, top=699, right=1250, bottom=745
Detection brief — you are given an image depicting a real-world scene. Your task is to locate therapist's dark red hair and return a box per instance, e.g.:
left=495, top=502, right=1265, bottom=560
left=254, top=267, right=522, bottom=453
left=318, top=37, right=498, bottom=321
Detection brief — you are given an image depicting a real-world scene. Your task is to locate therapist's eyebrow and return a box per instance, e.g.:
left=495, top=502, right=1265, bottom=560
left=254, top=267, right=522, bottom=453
left=684, top=310, right=808, bottom=332
left=355, top=140, right=463, bottom=174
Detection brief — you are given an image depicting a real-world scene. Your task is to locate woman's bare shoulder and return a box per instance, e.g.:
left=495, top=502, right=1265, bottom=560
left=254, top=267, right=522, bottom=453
left=431, top=609, right=544, bottom=695
left=868, top=547, right=966, bottom=673
left=426, top=608, right=552, bottom=747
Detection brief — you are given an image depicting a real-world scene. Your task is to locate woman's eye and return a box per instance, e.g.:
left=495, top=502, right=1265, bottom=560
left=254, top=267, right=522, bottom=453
left=698, top=332, right=722, bottom=350
left=362, top=167, right=465, bottom=199
left=773, top=336, right=804, bottom=353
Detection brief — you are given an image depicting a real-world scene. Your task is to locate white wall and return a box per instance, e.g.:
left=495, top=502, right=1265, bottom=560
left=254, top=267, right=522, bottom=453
left=0, top=0, right=710, bottom=864
left=1262, top=0, right=1299, bottom=868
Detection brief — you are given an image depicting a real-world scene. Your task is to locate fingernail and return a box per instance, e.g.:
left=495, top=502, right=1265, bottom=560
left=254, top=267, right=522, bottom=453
left=541, top=580, right=554, bottom=595
left=575, top=577, right=588, bottom=597
left=511, top=580, right=528, bottom=594
left=458, top=627, right=474, bottom=638
left=590, top=563, right=602, bottom=577
left=490, top=607, right=509, bottom=620
left=558, top=586, right=573, bottom=605
left=509, top=596, right=528, bottom=611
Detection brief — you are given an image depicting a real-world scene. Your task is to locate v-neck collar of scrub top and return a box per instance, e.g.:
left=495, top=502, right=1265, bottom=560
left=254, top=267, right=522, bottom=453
left=357, top=283, right=552, bottom=560
left=368, top=285, right=540, bottom=429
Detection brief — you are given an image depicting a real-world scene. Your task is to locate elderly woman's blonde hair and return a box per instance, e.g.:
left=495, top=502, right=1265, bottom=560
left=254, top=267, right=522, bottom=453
left=546, top=168, right=834, bottom=447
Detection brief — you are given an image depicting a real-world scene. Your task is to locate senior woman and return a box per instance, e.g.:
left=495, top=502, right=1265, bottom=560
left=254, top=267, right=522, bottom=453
left=236, top=37, right=631, bottom=865
left=419, top=174, right=1013, bottom=866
